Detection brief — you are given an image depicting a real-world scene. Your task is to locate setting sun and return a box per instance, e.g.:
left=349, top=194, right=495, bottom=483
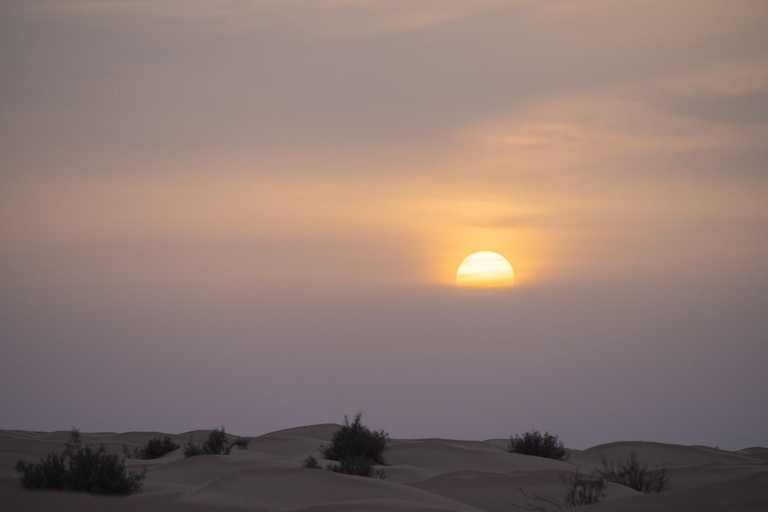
left=456, top=251, right=515, bottom=288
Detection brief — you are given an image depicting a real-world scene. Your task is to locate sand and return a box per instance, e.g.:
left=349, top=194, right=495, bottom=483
left=1, top=427, right=767, bottom=511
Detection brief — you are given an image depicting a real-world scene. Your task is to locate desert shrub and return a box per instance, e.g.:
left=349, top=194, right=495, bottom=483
left=14, top=453, right=68, bottom=491
left=123, top=435, right=179, bottom=460
left=598, top=451, right=669, bottom=493
left=183, top=427, right=250, bottom=458
left=301, top=454, right=385, bottom=478
left=224, top=435, right=250, bottom=454
left=320, top=413, right=390, bottom=465
left=326, top=456, right=385, bottom=479
left=15, top=429, right=144, bottom=495
left=508, top=430, right=569, bottom=461
left=513, top=471, right=606, bottom=510
left=183, top=440, right=204, bottom=458
left=202, top=427, right=228, bottom=454
left=301, top=455, right=323, bottom=469
left=563, top=470, right=607, bottom=506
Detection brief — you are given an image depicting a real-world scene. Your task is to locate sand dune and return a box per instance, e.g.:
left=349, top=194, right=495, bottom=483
left=181, top=467, right=483, bottom=511
left=2, top=427, right=767, bottom=512
left=581, top=469, right=768, bottom=512
left=736, top=446, right=768, bottom=455
left=257, top=424, right=341, bottom=442
left=247, top=435, right=327, bottom=460
left=378, top=464, right=439, bottom=484
left=736, top=446, right=768, bottom=461
left=665, top=463, right=768, bottom=492
left=571, top=441, right=758, bottom=468
left=388, top=439, right=573, bottom=473
left=0, top=430, right=69, bottom=464
left=480, top=439, right=509, bottom=451
left=145, top=451, right=296, bottom=487
left=412, top=470, right=641, bottom=512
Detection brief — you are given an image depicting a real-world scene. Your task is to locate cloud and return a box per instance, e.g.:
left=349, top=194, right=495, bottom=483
left=23, top=0, right=529, bottom=38
left=2, top=0, right=767, bottom=286
left=466, top=94, right=768, bottom=170
left=3, top=0, right=767, bottom=180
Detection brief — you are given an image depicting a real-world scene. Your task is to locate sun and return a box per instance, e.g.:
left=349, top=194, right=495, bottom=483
left=456, top=251, right=515, bottom=288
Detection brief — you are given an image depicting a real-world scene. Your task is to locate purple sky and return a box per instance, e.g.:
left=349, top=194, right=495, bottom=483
left=1, top=0, right=767, bottom=449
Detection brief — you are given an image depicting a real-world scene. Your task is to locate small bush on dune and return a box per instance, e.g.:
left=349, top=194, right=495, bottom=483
left=229, top=436, right=250, bottom=453
left=16, top=429, right=144, bottom=496
left=301, top=455, right=385, bottom=478
left=201, top=427, right=228, bottom=454
left=508, top=430, right=569, bottom=461
left=183, top=440, right=204, bottom=458
left=326, top=456, right=386, bottom=479
left=183, top=427, right=250, bottom=458
left=598, top=451, right=669, bottom=494
left=563, top=470, right=607, bottom=506
left=320, top=413, right=390, bottom=465
left=513, top=451, right=668, bottom=509
left=513, top=471, right=607, bottom=510
left=301, top=413, right=389, bottom=479
left=15, top=452, right=68, bottom=491
left=123, top=435, right=179, bottom=460
left=301, top=455, right=323, bottom=469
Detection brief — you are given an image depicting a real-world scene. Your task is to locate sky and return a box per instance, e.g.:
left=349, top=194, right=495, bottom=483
left=1, top=0, right=767, bottom=450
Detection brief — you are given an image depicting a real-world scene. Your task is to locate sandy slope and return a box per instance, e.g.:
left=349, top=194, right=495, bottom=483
left=2, top=427, right=767, bottom=511
left=387, top=439, right=573, bottom=473
left=255, top=424, right=340, bottom=442
left=736, top=446, right=768, bottom=461
left=412, top=470, right=641, bottom=512
left=571, top=440, right=758, bottom=468
left=664, top=463, right=768, bottom=492
left=581, top=469, right=768, bottom=512
left=181, top=467, right=483, bottom=511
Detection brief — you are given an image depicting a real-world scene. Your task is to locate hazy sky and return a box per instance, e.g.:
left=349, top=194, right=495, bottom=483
left=1, top=0, right=767, bottom=450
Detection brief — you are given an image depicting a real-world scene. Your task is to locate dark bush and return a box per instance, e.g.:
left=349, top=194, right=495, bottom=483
left=598, top=451, right=669, bottom=493
left=508, top=430, right=569, bottom=461
left=15, top=453, right=68, bottom=491
left=123, top=435, right=179, bottom=460
left=563, top=470, right=607, bottom=506
left=326, top=456, right=385, bottom=479
left=513, top=471, right=607, bottom=510
left=320, top=413, right=390, bottom=465
left=183, top=427, right=250, bottom=458
left=202, top=427, right=228, bottom=454
left=182, top=440, right=203, bottom=458
left=15, top=429, right=144, bottom=495
left=301, top=455, right=323, bottom=469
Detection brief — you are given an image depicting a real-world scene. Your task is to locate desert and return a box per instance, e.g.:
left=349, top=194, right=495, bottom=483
left=2, top=1, right=767, bottom=511
left=3, top=422, right=767, bottom=511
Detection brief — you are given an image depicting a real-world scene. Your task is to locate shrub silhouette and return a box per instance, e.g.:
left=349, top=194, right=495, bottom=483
left=563, top=470, right=607, bottom=506
left=301, top=455, right=323, bottom=469
left=326, top=456, right=386, bottom=479
left=123, top=435, right=179, bottom=460
left=320, top=413, right=390, bottom=465
left=182, top=441, right=203, bottom=458
left=508, top=430, right=569, bottom=461
left=513, top=471, right=607, bottom=510
left=183, top=427, right=250, bottom=458
left=300, top=454, right=384, bottom=477
left=15, top=452, right=68, bottom=491
left=15, top=429, right=144, bottom=495
left=598, top=451, right=669, bottom=493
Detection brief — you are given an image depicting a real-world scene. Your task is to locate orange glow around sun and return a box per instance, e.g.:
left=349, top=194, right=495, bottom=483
left=456, top=251, right=515, bottom=288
